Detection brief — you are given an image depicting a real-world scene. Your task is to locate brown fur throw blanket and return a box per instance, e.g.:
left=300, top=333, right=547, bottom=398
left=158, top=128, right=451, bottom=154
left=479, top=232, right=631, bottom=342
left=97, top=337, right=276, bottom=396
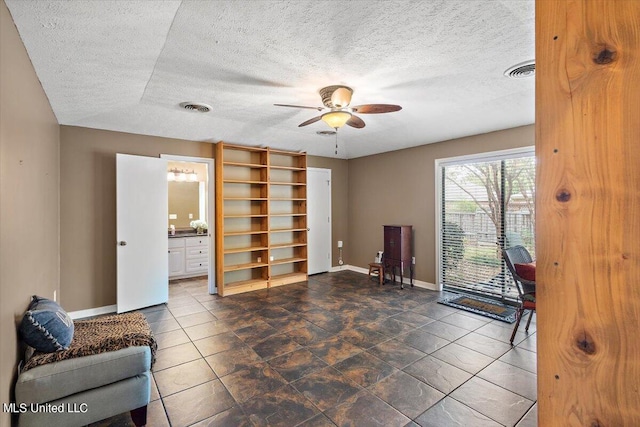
left=22, top=312, right=156, bottom=372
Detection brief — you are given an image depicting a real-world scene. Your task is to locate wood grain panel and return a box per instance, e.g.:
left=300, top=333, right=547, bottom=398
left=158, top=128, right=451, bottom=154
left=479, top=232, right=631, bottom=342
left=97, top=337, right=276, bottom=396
left=214, top=142, right=225, bottom=295
left=536, top=0, right=640, bottom=425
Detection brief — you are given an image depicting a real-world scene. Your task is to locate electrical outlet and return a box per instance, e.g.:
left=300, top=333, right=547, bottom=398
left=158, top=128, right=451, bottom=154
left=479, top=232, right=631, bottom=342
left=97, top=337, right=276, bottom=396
left=53, top=290, right=57, bottom=302
left=412, top=256, right=416, bottom=264
left=338, top=240, right=343, bottom=248
left=169, top=214, right=177, bottom=220
left=189, top=213, right=193, bottom=219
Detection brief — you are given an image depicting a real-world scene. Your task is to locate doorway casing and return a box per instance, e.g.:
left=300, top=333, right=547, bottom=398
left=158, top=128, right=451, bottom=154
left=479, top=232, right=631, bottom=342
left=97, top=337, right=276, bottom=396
left=161, top=154, right=216, bottom=294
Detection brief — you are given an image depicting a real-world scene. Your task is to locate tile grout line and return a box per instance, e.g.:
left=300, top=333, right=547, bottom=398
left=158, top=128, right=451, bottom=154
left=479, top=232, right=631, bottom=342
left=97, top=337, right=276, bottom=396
left=137, top=274, right=537, bottom=426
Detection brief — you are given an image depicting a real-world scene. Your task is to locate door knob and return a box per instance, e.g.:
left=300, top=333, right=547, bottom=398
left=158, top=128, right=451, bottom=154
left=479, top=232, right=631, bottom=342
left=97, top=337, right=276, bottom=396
left=307, top=228, right=310, bottom=231
left=118, top=241, right=127, bottom=246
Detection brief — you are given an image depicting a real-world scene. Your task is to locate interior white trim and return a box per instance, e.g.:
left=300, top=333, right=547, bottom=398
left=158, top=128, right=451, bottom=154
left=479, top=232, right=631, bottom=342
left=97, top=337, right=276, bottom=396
left=69, top=305, right=117, bottom=320
left=71, top=264, right=437, bottom=319
left=161, top=154, right=216, bottom=294
left=434, top=146, right=535, bottom=290
left=435, top=146, right=535, bottom=167
left=331, top=265, right=438, bottom=290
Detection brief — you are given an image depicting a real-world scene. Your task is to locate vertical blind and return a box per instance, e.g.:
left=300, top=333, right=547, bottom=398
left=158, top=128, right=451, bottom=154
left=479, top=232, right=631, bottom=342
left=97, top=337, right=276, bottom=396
left=439, top=151, right=535, bottom=299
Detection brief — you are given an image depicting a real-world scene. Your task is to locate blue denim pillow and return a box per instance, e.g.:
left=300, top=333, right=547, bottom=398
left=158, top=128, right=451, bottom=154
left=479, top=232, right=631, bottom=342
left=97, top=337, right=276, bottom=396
left=20, top=296, right=74, bottom=352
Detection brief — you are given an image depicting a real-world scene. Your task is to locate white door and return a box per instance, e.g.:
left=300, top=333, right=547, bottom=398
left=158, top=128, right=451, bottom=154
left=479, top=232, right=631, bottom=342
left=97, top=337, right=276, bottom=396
left=116, top=154, right=168, bottom=313
left=307, top=168, right=332, bottom=274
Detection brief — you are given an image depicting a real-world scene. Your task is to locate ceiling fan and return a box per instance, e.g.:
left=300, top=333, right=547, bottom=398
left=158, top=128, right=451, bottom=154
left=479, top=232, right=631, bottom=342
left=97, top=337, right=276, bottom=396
left=275, top=85, right=402, bottom=130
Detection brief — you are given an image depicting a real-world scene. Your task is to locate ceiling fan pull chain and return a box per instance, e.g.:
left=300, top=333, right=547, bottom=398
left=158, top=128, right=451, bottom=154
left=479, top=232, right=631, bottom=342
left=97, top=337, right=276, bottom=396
left=335, top=129, right=339, bottom=155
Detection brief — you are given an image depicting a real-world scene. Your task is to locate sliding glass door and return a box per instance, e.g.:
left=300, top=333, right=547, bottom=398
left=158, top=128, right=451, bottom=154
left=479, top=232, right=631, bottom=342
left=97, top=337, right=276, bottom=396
left=438, top=149, right=535, bottom=300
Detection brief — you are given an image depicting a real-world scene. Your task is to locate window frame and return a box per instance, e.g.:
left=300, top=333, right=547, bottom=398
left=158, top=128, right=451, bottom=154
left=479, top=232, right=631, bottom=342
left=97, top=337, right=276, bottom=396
left=434, top=146, right=535, bottom=291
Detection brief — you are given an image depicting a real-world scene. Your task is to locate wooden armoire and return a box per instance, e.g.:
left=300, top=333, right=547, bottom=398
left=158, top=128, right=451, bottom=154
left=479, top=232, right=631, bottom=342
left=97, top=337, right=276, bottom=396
left=383, top=225, right=414, bottom=289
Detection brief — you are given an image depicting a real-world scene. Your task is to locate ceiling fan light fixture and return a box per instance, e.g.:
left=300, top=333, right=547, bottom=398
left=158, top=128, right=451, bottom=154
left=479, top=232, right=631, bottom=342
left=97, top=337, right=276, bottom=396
left=322, top=111, right=351, bottom=129
left=331, top=87, right=352, bottom=108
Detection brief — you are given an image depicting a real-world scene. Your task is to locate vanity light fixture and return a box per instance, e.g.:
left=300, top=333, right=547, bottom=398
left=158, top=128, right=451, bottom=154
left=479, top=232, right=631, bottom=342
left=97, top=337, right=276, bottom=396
left=167, top=168, right=198, bottom=182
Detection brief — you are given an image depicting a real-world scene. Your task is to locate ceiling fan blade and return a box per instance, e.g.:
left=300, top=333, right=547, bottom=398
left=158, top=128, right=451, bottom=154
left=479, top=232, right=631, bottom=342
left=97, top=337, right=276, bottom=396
left=298, top=115, right=323, bottom=127
left=351, top=104, right=402, bottom=114
left=274, top=104, right=323, bottom=111
left=346, top=115, right=365, bottom=129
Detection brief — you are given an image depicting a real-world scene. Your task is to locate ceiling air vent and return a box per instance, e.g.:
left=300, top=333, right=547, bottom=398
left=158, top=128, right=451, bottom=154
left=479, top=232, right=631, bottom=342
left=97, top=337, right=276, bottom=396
left=179, top=102, right=212, bottom=113
left=504, top=60, right=535, bottom=79
left=316, top=130, right=337, bottom=136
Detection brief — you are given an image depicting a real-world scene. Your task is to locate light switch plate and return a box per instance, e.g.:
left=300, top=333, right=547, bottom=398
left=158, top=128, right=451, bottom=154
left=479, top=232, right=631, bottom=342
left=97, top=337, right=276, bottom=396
left=169, top=214, right=177, bottom=219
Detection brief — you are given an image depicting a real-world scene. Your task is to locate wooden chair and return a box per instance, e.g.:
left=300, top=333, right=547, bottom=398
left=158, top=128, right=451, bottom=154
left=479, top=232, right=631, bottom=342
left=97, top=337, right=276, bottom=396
left=502, top=245, right=536, bottom=344
left=368, top=260, right=385, bottom=286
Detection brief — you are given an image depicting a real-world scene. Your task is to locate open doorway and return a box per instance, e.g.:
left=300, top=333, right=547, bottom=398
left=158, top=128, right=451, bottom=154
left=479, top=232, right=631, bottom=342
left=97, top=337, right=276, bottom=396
left=161, top=155, right=216, bottom=294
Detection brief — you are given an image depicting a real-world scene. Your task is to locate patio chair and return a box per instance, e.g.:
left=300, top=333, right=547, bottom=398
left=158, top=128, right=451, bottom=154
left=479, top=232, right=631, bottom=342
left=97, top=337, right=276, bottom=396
left=502, top=245, right=536, bottom=344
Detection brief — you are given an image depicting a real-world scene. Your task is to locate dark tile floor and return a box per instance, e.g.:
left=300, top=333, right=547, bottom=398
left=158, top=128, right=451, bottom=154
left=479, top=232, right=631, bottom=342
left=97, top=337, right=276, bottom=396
left=92, top=271, right=537, bottom=427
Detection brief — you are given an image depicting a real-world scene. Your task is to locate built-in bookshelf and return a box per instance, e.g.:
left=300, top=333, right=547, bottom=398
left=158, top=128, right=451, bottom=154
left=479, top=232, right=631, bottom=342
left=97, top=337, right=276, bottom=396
left=215, top=142, right=307, bottom=296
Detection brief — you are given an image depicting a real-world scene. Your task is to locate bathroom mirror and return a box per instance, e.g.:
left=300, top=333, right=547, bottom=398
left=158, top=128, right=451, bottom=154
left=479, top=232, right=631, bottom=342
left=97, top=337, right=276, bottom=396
left=168, top=182, right=201, bottom=228
left=167, top=161, right=208, bottom=229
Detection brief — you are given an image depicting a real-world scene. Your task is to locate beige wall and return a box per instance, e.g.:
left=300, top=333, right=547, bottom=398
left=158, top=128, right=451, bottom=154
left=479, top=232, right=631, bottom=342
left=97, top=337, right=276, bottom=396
left=0, top=2, right=60, bottom=426
left=59, top=130, right=350, bottom=311
left=307, top=156, right=349, bottom=266
left=60, top=124, right=527, bottom=310
left=60, top=126, right=214, bottom=311
left=347, top=125, right=534, bottom=285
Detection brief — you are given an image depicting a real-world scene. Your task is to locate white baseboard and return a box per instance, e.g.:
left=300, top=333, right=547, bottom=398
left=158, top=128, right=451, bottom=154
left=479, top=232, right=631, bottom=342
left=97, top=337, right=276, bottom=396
left=328, top=264, right=439, bottom=291
left=70, top=267, right=438, bottom=320
left=329, top=264, right=350, bottom=272
left=69, top=305, right=117, bottom=320
left=343, top=264, right=368, bottom=274
left=410, top=280, right=440, bottom=291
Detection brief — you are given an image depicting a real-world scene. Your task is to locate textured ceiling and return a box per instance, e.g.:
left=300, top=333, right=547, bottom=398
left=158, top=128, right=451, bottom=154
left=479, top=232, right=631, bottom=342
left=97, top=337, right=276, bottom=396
left=5, top=0, right=535, bottom=159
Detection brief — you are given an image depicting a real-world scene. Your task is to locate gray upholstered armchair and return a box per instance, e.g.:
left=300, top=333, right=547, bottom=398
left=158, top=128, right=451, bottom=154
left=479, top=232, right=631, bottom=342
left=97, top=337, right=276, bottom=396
left=15, top=310, right=154, bottom=427
left=15, top=346, right=150, bottom=427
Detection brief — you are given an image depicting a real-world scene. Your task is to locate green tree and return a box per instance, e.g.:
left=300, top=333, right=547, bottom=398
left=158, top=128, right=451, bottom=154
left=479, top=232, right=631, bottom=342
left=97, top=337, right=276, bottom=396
left=446, top=158, right=535, bottom=248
